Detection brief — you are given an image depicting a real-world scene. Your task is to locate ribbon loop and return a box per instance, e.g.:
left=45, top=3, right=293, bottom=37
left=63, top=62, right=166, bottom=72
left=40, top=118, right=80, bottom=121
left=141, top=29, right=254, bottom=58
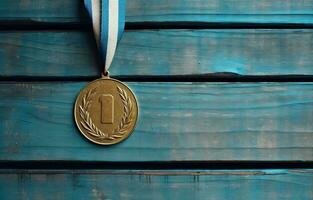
left=84, top=0, right=126, bottom=72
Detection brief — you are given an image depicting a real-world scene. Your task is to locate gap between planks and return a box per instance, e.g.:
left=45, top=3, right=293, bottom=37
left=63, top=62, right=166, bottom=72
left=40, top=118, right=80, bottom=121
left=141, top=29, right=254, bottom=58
left=1, top=21, right=313, bottom=31
left=1, top=169, right=313, bottom=176
left=1, top=74, right=313, bottom=83
left=0, top=161, right=313, bottom=170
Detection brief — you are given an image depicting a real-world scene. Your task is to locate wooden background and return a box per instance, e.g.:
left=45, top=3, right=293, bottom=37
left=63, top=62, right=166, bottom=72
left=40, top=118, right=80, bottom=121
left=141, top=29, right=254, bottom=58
left=0, top=0, right=312, bottom=199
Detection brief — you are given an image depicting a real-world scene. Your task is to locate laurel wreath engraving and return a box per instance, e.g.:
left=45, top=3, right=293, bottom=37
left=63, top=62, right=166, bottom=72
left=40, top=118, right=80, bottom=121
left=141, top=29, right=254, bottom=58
left=79, top=86, right=134, bottom=140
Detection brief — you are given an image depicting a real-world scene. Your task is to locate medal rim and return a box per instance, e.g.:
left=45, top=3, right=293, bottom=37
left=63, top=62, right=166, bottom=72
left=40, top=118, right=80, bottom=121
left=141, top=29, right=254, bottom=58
left=74, top=77, right=139, bottom=145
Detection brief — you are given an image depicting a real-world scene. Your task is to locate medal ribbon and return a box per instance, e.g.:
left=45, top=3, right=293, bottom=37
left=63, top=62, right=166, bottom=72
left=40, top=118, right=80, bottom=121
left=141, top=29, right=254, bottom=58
left=84, top=0, right=126, bottom=74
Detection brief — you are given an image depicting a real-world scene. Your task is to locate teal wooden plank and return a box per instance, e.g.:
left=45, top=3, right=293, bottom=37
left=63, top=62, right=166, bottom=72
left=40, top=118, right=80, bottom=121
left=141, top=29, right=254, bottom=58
left=0, top=169, right=312, bottom=200
left=0, top=31, right=99, bottom=77
left=1, top=30, right=313, bottom=77
left=127, top=0, right=313, bottom=24
left=0, top=0, right=312, bottom=24
left=0, top=82, right=312, bottom=161
left=0, top=0, right=87, bottom=23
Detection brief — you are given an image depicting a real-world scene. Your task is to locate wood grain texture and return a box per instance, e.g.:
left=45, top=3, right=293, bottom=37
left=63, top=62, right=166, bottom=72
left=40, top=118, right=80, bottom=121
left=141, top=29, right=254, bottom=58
left=0, top=0, right=87, bottom=23
left=0, top=82, right=312, bottom=161
left=0, top=169, right=312, bottom=200
left=0, top=0, right=312, bottom=24
left=1, top=30, right=313, bottom=77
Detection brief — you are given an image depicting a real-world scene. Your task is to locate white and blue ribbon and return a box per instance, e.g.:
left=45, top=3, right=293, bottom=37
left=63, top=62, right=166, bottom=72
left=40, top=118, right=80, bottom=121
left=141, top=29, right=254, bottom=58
left=84, top=0, right=126, bottom=73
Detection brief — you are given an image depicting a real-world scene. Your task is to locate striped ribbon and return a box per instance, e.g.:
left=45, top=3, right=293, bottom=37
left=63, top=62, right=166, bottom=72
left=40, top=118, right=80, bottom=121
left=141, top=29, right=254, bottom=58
left=84, top=0, right=126, bottom=73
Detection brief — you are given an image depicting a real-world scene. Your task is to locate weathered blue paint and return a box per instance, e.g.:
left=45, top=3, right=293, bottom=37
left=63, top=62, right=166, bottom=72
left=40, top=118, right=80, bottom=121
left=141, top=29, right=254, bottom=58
left=0, top=169, right=312, bottom=200
left=0, top=30, right=313, bottom=77
left=0, top=0, right=312, bottom=24
left=0, top=82, right=312, bottom=161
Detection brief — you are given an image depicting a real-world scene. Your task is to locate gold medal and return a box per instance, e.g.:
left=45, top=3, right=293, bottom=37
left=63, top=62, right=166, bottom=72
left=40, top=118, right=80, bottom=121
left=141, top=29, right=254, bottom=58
left=74, top=76, right=138, bottom=145
left=76, top=1, right=137, bottom=145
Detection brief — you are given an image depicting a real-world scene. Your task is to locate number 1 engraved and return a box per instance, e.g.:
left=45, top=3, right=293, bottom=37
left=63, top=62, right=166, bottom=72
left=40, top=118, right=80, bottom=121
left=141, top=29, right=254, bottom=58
left=99, top=94, right=114, bottom=124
